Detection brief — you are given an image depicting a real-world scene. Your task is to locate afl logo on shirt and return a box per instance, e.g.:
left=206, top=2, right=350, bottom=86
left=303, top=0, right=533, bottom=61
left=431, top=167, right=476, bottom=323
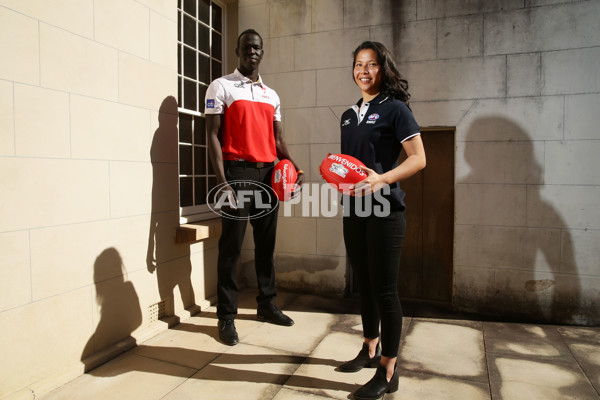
left=366, top=113, right=379, bottom=124
left=206, top=99, right=215, bottom=108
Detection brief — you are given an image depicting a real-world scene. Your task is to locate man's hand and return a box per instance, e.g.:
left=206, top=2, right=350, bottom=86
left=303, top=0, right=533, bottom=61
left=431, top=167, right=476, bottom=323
left=295, top=171, right=305, bottom=187
left=221, top=183, right=238, bottom=209
left=290, top=171, right=305, bottom=199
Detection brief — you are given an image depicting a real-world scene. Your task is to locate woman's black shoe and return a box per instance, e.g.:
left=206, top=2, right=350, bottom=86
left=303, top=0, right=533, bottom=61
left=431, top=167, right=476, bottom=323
left=353, top=364, right=399, bottom=400
left=339, top=342, right=381, bottom=372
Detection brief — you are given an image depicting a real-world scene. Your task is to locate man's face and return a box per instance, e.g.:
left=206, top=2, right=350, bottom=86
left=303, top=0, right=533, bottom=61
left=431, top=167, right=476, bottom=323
left=236, top=33, right=263, bottom=71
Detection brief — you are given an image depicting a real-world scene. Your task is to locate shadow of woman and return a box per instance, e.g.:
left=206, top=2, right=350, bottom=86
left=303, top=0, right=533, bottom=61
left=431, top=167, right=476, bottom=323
left=460, top=116, right=582, bottom=324
left=147, top=96, right=197, bottom=317
left=77, top=263, right=360, bottom=396
left=81, top=248, right=142, bottom=372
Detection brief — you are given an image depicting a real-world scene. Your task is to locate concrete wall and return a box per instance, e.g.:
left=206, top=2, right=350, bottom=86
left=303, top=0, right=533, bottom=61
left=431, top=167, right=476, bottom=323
left=239, top=0, right=600, bottom=325
left=237, top=0, right=356, bottom=297
left=0, top=1, right=221, bottom=398
left=421, top=0, right=600, bottom=326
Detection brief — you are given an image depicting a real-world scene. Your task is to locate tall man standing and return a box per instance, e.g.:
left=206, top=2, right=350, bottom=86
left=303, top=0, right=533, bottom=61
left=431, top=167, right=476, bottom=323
left=205, top=29, right=304, bottom=345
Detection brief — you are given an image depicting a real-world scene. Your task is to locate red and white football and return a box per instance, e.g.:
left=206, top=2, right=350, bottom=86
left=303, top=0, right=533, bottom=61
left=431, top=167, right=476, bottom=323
left=319, top=153, right=368, bottom=194
left=271, top=159, right=298, bottom=201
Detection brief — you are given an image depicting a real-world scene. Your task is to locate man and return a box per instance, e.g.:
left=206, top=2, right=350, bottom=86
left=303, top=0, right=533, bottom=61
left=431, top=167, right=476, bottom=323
left=205, top=29, right=304, bottom=346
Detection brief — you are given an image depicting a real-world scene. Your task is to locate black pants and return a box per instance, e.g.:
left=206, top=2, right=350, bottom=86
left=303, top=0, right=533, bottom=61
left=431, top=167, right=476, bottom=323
left=217, top=164, right=278, bottom=320
left=343, top=210, right=406, bottom=358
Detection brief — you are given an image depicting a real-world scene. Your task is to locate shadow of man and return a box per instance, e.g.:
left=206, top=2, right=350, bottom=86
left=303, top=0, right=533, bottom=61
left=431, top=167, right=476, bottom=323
left=81, top=248, right=142, bottom=372
left=147, top=96, right=196, bottom=316
left=461, top=116, right=581, bottom=324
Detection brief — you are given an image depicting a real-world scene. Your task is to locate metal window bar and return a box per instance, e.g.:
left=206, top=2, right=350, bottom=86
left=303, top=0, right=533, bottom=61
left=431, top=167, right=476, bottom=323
left=177, top=0, right=224, bottom=222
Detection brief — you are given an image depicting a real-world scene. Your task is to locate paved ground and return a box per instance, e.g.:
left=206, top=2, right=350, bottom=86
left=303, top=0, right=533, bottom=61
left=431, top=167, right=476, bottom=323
left=40, top=290, right=600, bottom=400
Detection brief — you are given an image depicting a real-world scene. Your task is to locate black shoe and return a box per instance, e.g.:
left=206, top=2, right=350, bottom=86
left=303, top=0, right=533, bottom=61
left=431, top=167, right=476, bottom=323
left=353, top=364, right=399, bottom=400
left=257, top=303, right=294, bottom=326
left=339, top=342, right=382, bottom=372
left=218, top=319, right=238, bottom=346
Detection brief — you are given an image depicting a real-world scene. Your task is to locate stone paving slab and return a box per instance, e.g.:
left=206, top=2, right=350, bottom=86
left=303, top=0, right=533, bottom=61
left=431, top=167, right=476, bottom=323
left=483, top=322, right=574, bottom=362
left=558, top=326, right=600, bottom=394
left=272, top=388, right=333, bottom=400
left=567, top=342, right=600, bottom=395
left=399, top=319, right=488, bottom=383
left=132, top=315, right=231, bottom=370
left=284, top=331, right=375, bottom=399
left=242, top=307, right=336, bottom=355
left=487, top=353, right=599, bottom=400
left=386, top=370, right=491, bottom=400
left=40, top=353, right=195, bottom=400
left=36, top=291, right=600, bottom=400
left=161, top=343, right=303, bottom=400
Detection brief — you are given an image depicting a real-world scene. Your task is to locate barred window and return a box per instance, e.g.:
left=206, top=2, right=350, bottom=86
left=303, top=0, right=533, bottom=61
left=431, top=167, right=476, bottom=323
left=177, top=0, right=224, bottom=222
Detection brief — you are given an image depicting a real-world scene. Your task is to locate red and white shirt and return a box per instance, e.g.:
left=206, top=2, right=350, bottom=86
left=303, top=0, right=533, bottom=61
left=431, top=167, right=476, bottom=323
left=204, top=69, right=281, bottom=163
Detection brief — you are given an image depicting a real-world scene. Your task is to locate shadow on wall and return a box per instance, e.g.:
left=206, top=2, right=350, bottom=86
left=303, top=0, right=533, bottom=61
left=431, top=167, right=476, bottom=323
left=79, top=264, right=350, bottom=392
left=81, top=248, right=142, bottom=371
left=460, top=116, right=583, bottom=324
left=390, top=0, right=412, bottom=63
left=147, top=96, right=197, bottom=316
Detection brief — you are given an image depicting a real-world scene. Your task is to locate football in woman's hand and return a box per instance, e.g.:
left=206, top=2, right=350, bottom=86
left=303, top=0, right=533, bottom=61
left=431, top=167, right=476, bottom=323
left=271, top=159, right=298, bottom=201
left=319, top=153, right=368, bottom=194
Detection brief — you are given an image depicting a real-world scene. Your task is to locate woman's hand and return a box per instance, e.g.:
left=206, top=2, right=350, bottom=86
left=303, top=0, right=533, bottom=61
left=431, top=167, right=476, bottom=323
left=351, top=135, right=426, bottom=197
left=349, top=135, right=426, bottom=197
left=350, top=167, right=387, bottom=196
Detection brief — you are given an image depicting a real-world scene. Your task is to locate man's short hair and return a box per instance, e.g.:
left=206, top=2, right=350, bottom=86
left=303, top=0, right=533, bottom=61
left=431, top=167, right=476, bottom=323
left=236, top=29, right=263, bottom=49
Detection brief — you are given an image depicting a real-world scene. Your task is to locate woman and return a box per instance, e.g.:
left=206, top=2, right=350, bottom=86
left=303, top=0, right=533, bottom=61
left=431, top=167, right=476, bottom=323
left=339, top=41, right=426, bottom=400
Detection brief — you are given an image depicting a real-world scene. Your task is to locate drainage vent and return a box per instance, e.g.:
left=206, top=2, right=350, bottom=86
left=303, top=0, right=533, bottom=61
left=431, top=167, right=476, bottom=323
left=148, top=299, right=169, bottom=322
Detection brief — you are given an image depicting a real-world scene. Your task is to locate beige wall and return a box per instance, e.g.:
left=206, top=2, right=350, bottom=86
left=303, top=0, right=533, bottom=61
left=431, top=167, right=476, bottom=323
left=238, top=0, right=363, bottom=297
left=0, top=0, right=221, bottom=398
left=239, top=0, right=600, bottom=325
left=1, top=0, right=599, bottom=397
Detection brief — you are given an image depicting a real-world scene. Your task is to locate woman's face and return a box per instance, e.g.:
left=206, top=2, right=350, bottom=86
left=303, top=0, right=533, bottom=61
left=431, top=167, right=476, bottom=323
left=353, top=49, right=382, bottom=96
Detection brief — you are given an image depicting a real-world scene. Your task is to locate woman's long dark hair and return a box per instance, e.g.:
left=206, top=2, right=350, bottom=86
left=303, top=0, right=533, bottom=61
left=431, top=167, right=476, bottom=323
left=352, top=41, right=410, bottom=104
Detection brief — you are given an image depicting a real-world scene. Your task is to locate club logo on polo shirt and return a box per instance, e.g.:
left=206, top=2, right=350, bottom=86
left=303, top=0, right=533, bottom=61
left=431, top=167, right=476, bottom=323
left=366, top=113, right=380, bottom=124
left=206, top=99, right=215, bottom=108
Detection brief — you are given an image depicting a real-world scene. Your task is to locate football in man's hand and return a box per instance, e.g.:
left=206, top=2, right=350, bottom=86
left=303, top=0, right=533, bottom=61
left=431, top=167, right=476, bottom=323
left=271, top=159, right=298, bottom=201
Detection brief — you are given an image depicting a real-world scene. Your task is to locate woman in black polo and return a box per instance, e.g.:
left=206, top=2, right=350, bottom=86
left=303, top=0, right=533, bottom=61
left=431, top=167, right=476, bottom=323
left=338, top=41, right=426, bottom=400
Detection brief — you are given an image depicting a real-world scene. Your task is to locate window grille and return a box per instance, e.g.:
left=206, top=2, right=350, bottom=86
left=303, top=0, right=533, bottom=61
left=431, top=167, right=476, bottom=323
left=177, top=0, right=224, bottom=222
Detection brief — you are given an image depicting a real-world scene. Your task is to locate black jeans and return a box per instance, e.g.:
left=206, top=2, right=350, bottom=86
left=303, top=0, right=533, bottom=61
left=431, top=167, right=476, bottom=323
left=216, top=164, right=278, bottom=320
left=343, top=210, right=406, bottom=358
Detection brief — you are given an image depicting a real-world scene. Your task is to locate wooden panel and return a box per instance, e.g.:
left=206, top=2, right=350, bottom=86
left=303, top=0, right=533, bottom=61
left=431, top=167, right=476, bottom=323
left=421, top=131, right=454, bottom=301
left=398, top=129, right=454, bottom=302
left=398, top=168, right=423, bottom=298
left=176, top=219, right=222, bottom=243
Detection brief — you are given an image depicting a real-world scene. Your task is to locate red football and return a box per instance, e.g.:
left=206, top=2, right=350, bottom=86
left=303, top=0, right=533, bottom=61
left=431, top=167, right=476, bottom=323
left=271, top=159, right=298, bottom=201
left=319, top=153, right=368, bottom=194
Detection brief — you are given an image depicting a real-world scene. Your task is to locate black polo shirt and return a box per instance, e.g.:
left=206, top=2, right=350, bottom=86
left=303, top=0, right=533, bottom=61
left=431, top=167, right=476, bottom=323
left=340, top=93, right=420, bottom=212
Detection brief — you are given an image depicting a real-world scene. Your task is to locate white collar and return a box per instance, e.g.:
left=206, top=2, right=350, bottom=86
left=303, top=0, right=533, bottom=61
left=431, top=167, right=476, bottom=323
left=233, top=69, right=263, bottom=86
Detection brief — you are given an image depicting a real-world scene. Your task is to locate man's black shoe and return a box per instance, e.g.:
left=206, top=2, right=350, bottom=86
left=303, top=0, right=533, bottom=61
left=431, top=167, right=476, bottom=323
left=218, top=319, right=238, bottom=345
left=257, top=303, right=294, bottom=326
